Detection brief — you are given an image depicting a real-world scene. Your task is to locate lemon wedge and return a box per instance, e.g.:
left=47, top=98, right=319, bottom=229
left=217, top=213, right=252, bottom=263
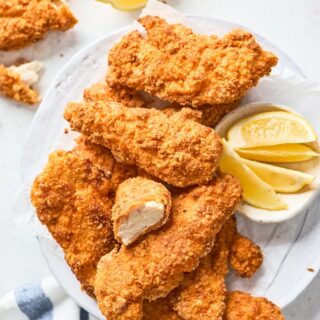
left=219, top=139, right=287, bottom=210
left=241, top=158, right=314, bottom=193
left=96, top=0, right=147, bottom=11
left=227, top=111, right=318, bottom=148
left=236, top=144, right=319, bottom=163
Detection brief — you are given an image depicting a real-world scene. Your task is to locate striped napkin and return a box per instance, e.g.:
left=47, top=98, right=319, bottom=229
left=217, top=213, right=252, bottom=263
left=0, top=277, right=97, bottom=320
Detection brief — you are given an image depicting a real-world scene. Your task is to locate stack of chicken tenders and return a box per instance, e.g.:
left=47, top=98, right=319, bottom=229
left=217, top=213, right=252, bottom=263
left=31, top=16, right=285, bottom=320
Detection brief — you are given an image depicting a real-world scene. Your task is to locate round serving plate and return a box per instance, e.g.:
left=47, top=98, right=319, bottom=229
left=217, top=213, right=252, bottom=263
left=21, top=15, right=320, bottom=319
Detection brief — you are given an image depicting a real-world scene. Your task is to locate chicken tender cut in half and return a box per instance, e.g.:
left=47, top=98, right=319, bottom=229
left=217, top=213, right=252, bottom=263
left=107, top=15, right=278, bottom=107
left=64, top=101, right=223, bottom=187
left=94, top=174, right=242, bottom=320
left=169, top=217, right=236, bottom=320
left=230, top=233, right=263, bottom=278
left=113, top=177, right=172, bottom=246
left=31, top=150, right=115, bottom=296
left=225, top=291, right=285, bottom=320
left=0, top=0, right=77, bottom=50
left=0, top=61, right=42, bottom=104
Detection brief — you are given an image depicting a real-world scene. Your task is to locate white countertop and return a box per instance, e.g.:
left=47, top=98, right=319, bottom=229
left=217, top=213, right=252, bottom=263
left=1, top=0, right=320, bottom=318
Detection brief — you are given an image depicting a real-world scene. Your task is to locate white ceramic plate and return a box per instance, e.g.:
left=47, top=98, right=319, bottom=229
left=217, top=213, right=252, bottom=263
left=22, top=15, right=320, bottom=319
left=215, top=102, right=320, bottom=223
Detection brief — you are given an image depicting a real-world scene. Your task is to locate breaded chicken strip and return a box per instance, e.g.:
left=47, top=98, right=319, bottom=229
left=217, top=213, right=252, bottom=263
left=113, top=177, right=172, bottom=246
left=224, top=291, right=285, bottom=320
left=230, top=233, right=263, bottom=278
left=0, top=61, right=42, bottom=104
left=0, top=0, right=77, bottom=50
left=143, top=299, right=182, bottom=320
left=64, top=101, right=223, bottom=187
left=169, top=218, right=236, bottom=320
left=107, top=16, right=278, bottom=107
left=31, top=150, right=115, bottom=296
left=94, top=174, right=242, bottom=320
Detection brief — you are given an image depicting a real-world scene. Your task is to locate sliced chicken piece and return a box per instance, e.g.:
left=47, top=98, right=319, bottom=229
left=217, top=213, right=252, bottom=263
left=112, top=177, right=171, bottom=245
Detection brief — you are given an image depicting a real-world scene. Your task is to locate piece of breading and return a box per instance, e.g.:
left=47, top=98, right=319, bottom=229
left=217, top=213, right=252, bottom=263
left=143, top=299, right=183, bottom=320
left=73, top=135, right=138, bottom=194
left=169, top=217, right=237, bottom=320
left=224, top=291, right=285, bottom=320
left=31, top=150, right=115, bottom=296
left=107, top=16, right=278, bottom=107
left=0, top=0, right=77, bottom=50
left=113, top=177, right=172, bottom=246
left=94, top=174, right=242, bottom=320
left=230, top=233, right=263, bottom=278
left=84, top=82, right=150, bottom=108
left=64, top=101, right=223, bottom=187
left=0, top=62, right=42, bottom=104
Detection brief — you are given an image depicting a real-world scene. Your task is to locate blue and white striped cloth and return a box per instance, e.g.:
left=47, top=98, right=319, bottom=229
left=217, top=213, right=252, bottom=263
left=0, top=277, right=98, bottom=320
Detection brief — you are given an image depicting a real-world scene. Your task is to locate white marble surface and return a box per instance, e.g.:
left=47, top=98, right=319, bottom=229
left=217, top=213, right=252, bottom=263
left=0, top=0, right=320, bottom=319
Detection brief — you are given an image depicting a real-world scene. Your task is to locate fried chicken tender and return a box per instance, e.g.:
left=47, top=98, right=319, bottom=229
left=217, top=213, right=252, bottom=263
left=31, top=150, right=115, bottom=296
left=0, top=62, right=41, bottom=104
left=169, top=218, right=237, bottom=320
left=230, top=233, right=263, bottom=278
left=143, top=299, right=183, bottom=320
left=94, top=174, right=242, bottom=320
left=0, top=0, right=77, bottom=50
left=107, top=16, right=278, bottom=107
left=113, top=177, right=172, bottom=246
left=224, top=291, right=285, bottom=320
left=64, top=101, right=223, bottom=187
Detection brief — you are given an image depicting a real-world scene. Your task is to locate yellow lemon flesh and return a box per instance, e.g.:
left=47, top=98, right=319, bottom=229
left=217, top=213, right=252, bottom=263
left=227, top=111, right=318, bottom=148
left=241, top=158, right=315, bottom=193
left=236, top=144, right=319, bottom=163
left=96, top=0, right=147, bottom=11
left=219, top=140, right=287, bottom=210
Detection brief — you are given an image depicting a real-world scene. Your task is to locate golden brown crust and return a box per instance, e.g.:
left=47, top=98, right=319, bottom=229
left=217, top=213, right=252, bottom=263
left=73, top=135, right=138, bottom=194
left=31, top=150, right=115, bottom=296
left=0, top=0, right=77, bottom=50
left=108, top=16, right=278, bottom=107
left=0, top=64, right=39, bottom=104
left=224, top=291, right=285, bottom=320
left=94, top=174, right=242, bottom=320
left=64, top=101, right=223, bottom=187
left=169, top=218, right=237, bottom=320
left=143, top=299, right=183, bottom=320
left=230, top=233, right=263, bottom=278
left=113, top=177, right=172, bottom=245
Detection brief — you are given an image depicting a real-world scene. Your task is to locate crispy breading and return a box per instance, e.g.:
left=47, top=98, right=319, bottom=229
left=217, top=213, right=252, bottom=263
left=169, top=218, right=237, bottom=320
left=94, top=174, right=242, bottom=320
left=113, top=177, right=172, bottom=245
left=31, top=150, right=115, bottom=296
left=0, top=0, right=77, bottom=50
left=84, top=81, right=234, bottom=127
left=107, top=16, right=278, bottom=107
left=84, top=82, right=149, bottom=108
left=0, top=64, right=39, bottom=104
left=224, top=291, right=285, bottom=320
left=73, top=135, right=138, bottom=194
left=162, top=100, right=240, bottom=128
left=64, top=101, right=223, bottom=187
left=143, top=299, right=183, bottom=320
left=230, top=233, right=263, bottom=278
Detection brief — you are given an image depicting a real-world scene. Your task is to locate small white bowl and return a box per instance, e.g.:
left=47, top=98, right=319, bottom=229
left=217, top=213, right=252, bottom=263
left=215, top=102, right=320, bottom=223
